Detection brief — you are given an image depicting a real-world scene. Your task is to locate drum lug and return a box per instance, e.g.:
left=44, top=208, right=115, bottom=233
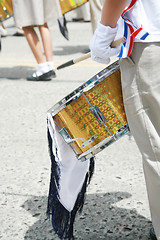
left=81, top=134, right=98, bottom=148
left=59, top=127, right=85, bottom=144
left=59, top=127, right=72, bottom=144
left=89, top=105, right=107, bottom=125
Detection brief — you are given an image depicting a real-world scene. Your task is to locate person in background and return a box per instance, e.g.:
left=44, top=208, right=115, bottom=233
left=13, top=0, right=62, bottom=81
left=89, top=0, right=104, bottom=33
left=90, top=0, right=160, bottom=240
left=72, top=2, right=90, bottom=22
left=0, top=21, right=24, bottom=37
left=72, top=0, right=105, bottom=33
left=13, top=26, right=24, bottom=36
left=73, top=0, right=104, bottom=53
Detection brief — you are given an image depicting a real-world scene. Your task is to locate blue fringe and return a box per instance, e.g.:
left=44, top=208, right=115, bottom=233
left=47, top=128, right=95, bottom=239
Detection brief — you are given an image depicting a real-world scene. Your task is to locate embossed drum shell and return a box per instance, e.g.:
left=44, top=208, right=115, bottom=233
left=0, top=0, right=13, bottom=22
left=59, top=0, right=88, bottom=15
left=54, top=69, right=127, bottom=155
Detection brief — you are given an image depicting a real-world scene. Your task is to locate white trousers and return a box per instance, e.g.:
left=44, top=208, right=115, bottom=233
left=120, top=42, right=160, bottom=239
left=89, top=0, right=104, bottom=33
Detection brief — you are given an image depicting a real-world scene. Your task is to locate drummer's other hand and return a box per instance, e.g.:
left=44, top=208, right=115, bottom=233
left=90, top=21, right=120, bottom=65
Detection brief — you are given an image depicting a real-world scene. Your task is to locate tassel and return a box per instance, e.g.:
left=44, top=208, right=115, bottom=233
left=47, top=128, right=95, bottom=239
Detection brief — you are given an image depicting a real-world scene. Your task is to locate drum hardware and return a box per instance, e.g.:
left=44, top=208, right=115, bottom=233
left=59, top=126, right=98, bottom=148
left=76, top=129, right=129, bottom=160
left=82, top=91, right=113, bottom=135
left=89, top=105, right=107, bottom=126
left=48, top=60, right=130, bottom=161
left=48, top=36, right=127, bottom=162
left=81, top=134, right=98, bottom=148
left=49, top=91, right=83, bottom=116
left=59, top=127, right=85, bottom=144
left=49, top=61, right=121, bottom=116
left=79, top=124, right=129, bottom=160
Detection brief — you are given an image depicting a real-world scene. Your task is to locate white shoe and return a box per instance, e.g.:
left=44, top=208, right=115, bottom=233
left=13, top=27, right=24, bottom=36
left=0, top=25, right=7, bottom=37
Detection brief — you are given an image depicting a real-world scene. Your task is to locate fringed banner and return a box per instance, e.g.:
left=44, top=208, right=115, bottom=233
left=57, top=15, right=69, bottom=40
left=47, top=113, right=95, bottom=239
left=57, top=0, right=89, bottom=40
left=59, top=0, right=89, bottom=15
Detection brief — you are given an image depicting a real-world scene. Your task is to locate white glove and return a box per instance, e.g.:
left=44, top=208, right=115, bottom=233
left=90, top=21, right=121, bottom=64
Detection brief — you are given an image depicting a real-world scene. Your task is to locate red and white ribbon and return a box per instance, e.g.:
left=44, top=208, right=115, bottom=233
left=119, top=0, right=149, bottom=58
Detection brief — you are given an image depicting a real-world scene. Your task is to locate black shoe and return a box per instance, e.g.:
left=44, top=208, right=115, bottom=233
left=27, top=70, right=56, bottom=81
left=72, top=18, right=84, bottom=22
left=13, top=32, right=24, bottom=36
left=150, top=227, right=157, bottom=240
left=82, top=47, right=90, bottom=54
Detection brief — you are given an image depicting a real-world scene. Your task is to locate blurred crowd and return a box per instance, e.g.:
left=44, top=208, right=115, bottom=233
left=0, top=0, right=103, bottom=81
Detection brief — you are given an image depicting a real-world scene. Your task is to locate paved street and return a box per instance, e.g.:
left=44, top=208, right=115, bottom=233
left=0, top=17, right=152, bottom=240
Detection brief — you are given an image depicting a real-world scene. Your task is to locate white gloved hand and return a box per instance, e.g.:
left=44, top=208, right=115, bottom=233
left=90, top=21, right=121, bottom=64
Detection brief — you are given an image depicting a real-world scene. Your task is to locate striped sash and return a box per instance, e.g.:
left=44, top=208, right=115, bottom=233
left=119, top=0, right=149, bottom=58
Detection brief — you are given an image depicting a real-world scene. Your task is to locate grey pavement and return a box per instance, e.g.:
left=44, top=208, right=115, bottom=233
left=0, top=17, right=152, bottom=240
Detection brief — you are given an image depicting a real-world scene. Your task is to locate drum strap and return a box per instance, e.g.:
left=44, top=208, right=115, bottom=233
left=119, top=0, right=149, bottom=58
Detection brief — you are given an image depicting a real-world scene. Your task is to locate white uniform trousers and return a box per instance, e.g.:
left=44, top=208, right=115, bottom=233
left=89, top=0, right=104, bottom=33
left=120, top=42, right=160, bottom=239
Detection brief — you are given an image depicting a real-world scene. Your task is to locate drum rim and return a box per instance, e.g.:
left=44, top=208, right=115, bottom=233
left=78, top=124, right=129, bottom=161
left=48, top=60, right=120, bottom=116
left=0, top=13, right=13, bottom=22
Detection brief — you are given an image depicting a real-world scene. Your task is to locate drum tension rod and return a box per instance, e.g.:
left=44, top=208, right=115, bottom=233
left=82, top=93, right=113, bottom=136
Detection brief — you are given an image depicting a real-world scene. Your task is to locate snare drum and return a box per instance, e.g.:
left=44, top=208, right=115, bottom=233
left=0, top=0, right=13, bottom=22
left=59, top=0, right=88, bottom=15
left=48, top=61, right=129, bottom=161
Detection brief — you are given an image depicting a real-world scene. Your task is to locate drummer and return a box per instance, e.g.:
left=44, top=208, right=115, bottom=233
left=90, top=0, right=160, bottom=239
